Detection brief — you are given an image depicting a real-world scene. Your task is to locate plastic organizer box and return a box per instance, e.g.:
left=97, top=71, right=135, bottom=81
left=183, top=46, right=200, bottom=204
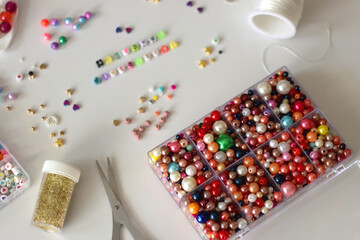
left=0, top=141, right=30, bottom=210
left=148, top=66, right=354, bottom=240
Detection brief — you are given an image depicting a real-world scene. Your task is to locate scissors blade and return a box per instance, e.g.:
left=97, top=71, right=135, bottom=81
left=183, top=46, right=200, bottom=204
left=107, top=157, right=120, bottom=201
left=96, top=160, right=121, bottom=211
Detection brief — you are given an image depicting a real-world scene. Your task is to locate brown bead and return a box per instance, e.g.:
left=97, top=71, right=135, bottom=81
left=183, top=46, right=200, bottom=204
left=160, top=146, right=170, bottom=155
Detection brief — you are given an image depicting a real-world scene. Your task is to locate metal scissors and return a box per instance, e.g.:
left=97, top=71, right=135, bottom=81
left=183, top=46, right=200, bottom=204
left=96, top=157, right=146, bottom=240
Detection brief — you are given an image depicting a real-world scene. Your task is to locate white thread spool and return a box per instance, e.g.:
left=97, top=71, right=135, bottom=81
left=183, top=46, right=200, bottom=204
left=248, top=0, right=305, bottom=39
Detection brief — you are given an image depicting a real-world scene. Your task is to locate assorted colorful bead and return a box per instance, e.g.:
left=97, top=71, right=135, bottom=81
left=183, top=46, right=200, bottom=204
left=289, top=111, right=352, bottom=174
left=256, top=70, right=315, bottom=127
left=186, top=110, right=250, bottom=172
left=95, top=30, right=167, bottom=69
left=222, top=89, right=282, bottom=149
left=183, top=180, right=249, bottom=240
left=219, top=156, right=283, bottom=221
left=0, top=1, right=17, bottom=34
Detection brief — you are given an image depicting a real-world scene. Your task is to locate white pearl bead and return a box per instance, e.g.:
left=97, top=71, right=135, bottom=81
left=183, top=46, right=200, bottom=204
left=264, top=162, right=270, bottom=168
left=224, top=198, right=232, bottom=204
left=273, top=107, right=280, bottom=115
left=269, top=140, right=278, bottom=148
left=276, top=80, right=291, bottom=95
left=325, top=141, right=334, bottom=149
left=212, top=120, right=228, bottom=135
left=257, top=82, right=272, bottom=96
left=315, top=139, right=324, bottom=148
left=279, top=102, right=290, bottom=114
left=242, top=108, right=250, bottom=117
left=181, top=176, right=197, bottom=192
left=248, top=193, right=257, bottom=202
left=178, top=190, right=186, bottom=198
left=203, top=133, right=214, bottom=144
left=214, top=151, right=227, bottom=163
left=170, top=171, right=181, bottom=182
left=278, top=142, right=290, bottom=153
left=264, top=200, right=274, bottom=209
left=149, top=86, right=155, bottom=92
left=261, top=206, right=269, bottom=214
left=246, top=132, right=253, bottom=138
left=254, top=115, right=260, bottom=122
left=152, top=148, right=161, bottom=158
left=256, top=123, right=267, bottom=134
left=236, top=165, right=247, bottom=176
left=237, top=218, right=248, bottom=229
left=185, top=165, right=197, bottom=177
left=217, top=202, right=227, bottom=211
left=266, top=157, right=274, bottom=163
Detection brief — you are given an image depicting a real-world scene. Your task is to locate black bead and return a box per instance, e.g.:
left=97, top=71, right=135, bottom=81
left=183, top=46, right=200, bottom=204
left=234, top=176, right=246, bottom=186
left=282, top=71, right=289, bottom=77
left=235, top=150, right=245, bottom=159
left=290, top=80, right=295, bottom=85
left=199, top=123, right=203, bottom=127
left=209, top=210, right=220, bottom=221
left=287, top=77, right=292, bottom=81
left=271, top=90, right=278, bottom=95
left=248, top=89, right=254, bottom=95
left=230, top=166, right=237, bottom=172
left=192, top=191, right=203, bottom=202
left=234, top=113, right=242, bottom=120
left=96, top=59, right=104, bottom=68
left=275, top=74, right=279, bottom=78
left=28, top=71, right=34, bottom=76
left=227, top=128, right=234, bottom=134
left=202, top=165, right=209, bottom=171
left=339, top=143, right=346, bottom=150
left=274, top=174, right=286, bottom=185
left=176, top=134, right=182, bottom=140
left=219, top=50, right=223, bottom=54
left=238, top=201, right=244, bottom=206
left=253, top=100, right=261, bottom=107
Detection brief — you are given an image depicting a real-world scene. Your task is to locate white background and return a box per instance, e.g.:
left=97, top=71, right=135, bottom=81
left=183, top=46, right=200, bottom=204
left=1, top=0, right=360, bottom=239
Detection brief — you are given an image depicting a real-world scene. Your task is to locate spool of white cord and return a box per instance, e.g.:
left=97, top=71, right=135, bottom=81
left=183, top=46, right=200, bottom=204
left=248, top=0, right=305, bottom=39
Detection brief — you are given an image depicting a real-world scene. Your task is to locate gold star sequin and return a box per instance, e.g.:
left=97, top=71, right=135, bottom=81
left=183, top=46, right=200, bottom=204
left=55, top=139, right=64, bottom=147
left=210, top=58, right=216, bottom=63
left=138, top=107, right=145, bottom=114
left=28, top=109, right=36, bottom=114
left=59, top=131, right=65, bottom=136
left=50, top=133, right=56, bottom=138
left=204, top=47, right=213, bottom=55
left=113, top=120, right=120, bottom=126
left=41, top=116, right=46, bottom=121
left=66, top=89, right=73, bottom=96
left=198, top=60, right=208, bottom=69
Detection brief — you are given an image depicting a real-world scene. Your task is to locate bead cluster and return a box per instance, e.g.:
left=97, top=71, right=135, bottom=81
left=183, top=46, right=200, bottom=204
left=186, top=110, right=250, bottom=172
left=186, top=1, right=204, bottom=13
left=219, top=156, right=283, bottom=221
left=0, top=1, right=17, bottom=34
left=290, top=111, right=352, bottom=174
left=151, top=135, right=213, bottom=200
left=198, top=38, right=222, bottom=68
left=94, top=40, right=179, bottom=85
left=183, top=180, right=249, bottom=240
left=222, top=90, right=282, bottom=149
left=256, top=70, right=315, bottom=127
left=95, top=30, right=167, bottom=69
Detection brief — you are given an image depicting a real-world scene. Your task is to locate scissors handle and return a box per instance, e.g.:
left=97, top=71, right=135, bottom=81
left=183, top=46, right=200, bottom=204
left=112, top=216, right=121, bottom=240
left=123, top=217, right=146, bottom=240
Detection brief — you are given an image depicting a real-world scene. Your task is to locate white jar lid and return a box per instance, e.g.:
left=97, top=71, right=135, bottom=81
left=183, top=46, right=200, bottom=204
left=42, top=160, right=81, bottom=183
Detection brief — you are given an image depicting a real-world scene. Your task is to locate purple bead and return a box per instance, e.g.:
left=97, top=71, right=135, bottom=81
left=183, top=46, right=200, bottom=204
left=7, top=92, right=17, bottom=100
left=51, top=42, right=59, bottom=50
left=0, top=21, right=11, bottom=33
left=101, top=73, right=110, bottom=81
left=51, top=18, right=59, bottom=26
left=264, top=108, right=272, bottom=116
left=84, top=11, right=92, bottom=19
left=239, top=104, right=245, bottom=110
left=5, top=1, right=17, bottom=13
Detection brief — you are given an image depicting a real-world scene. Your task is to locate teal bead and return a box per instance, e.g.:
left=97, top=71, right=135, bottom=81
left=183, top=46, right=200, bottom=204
left=93, top=77, right=101, bottom=85
left=131, top=44, right=139, bottom=52
left=186, top=145, right=194, bottom=151
left=281, top=116, right=293, bottom=127
left=168, top=162, right=180, bottom=173
left=114, top=52, right=121, bottom=59
left=157, top=31, right=166, bottom=39
left=309, top=142, right=315, bottom=148
left=134, top=57, right=143, bottom=66
left=216, top=134, right=234, bottom=151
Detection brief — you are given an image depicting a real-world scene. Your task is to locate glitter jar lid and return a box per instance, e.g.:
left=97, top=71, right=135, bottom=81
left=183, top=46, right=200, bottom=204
left=42, top=160, right=81, bottom=183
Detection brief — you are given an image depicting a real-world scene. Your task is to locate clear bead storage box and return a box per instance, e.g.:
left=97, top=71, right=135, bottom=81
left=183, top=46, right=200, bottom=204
left=148, top=66, right=354, bottom=240
left=0, top=141, right=30, bottom=209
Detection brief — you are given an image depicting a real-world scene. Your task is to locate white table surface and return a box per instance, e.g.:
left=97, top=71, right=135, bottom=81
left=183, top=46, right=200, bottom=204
left=1, top=0, right=360, bottom=239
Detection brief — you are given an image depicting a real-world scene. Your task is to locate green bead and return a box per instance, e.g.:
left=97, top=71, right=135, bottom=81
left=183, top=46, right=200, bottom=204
left=134, top=57, right=144, bottom=66
left=216, top=134, right=234, bottom=151
left=157, top=31, right=166, bottom=39
left=131, top=44, right=139, bottom=52
left=114, top=52, right=121, bottom=59
left=186, top=145, right=194, bottom=151
left=59, top=36, right=67, bottom=45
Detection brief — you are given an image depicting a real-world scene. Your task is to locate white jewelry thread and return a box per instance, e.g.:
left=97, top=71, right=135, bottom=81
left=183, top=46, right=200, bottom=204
left=248, top=0, right=305, bottom=39
left=262, top=23, right=333, bottom=74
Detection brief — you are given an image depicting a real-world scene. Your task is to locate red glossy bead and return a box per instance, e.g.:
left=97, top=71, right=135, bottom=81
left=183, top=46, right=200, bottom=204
left=299, top=141, right=309, bottom=150
left=300, top=119, right=314, bottom=130
left=292, top=147, right=301, bottom=156
left=210, top=110, right=222, bottom=121
left=0, top=11, right=12, bottom=22
left=160, top=45, right=169, bottom=53
left=258, top=177, right=268, bottom=186
left=197, top=175, right=207, bottom=185
left=219, top=230, right=230, bottom=240
left=204, top=117, right=213, bottom=125
left=294, top=101, right=305, bottom=112
left=201, top=123, right=211, bottom=132
left=296, top=163, right=305, bottom=172
left=197, top=129, right=206, bottom=138
left=211, top=180, right=221, bottom=189
left=255, top=198, right=265, bottom=207
left=212, top=188, right=222, bottom=197
left=295, top=174, right=305, bottom=184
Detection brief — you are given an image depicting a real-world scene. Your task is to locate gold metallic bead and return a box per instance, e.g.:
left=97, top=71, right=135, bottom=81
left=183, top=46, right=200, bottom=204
left=66, top=89, right=73, bottom=96
left=204, top=47, right=213, bottom=55
left=55, top=138, right=64, bottom=147
left=59, top=131, right=65, bottom=136
left=40, top=104, right=45, bottom=109
left=41, top=116, right=46, bottom=121
left=139, top=96, right=146, bottom=103
left=39, top=63, right=47, bottom=70
left=198, top=60, right=208, bottom=68
left=113, top=120, right=120, bottom=126
left=210, top=58, right=216, bottom=63
left=138, top=107, right=145, bottom=114
left=29, top=75, right=35, bottom=79
left=28, top=109, right=35, bottom=114
left=31, top=127, right=36, bottom=131
left=6, top=106, right=11, bottom=111
left=50, top=133, right=56, bottom=138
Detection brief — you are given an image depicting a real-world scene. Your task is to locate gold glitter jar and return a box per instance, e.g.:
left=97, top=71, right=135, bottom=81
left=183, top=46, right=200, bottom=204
left=31, top=160, right=81, bottom=233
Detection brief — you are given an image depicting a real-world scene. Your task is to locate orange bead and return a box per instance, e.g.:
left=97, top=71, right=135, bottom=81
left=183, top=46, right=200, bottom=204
left=306, top=132, right=317, bottom=142
left=188, top=203, right=200, bottom=214
left=227, top=116, right=234, bottom=122
left=280, top=132, right=290, bottom=141
left=249, top=182, right=259, bottom=193
left=265, top=132, right=273, bottom=140
left=248, top=115, right=254, bottom=120
left=307, top=173, right=317, bottom=182
left=217, top=163, right=226, bottom=172
left=228, top=184, right=238, bottom=193
left=155, top=111, right=160, bottom=116
left=260, top=116, right=269, bottom=124
left=257, top=135, right=266, bottom=144
left=167, top=94, right=172, bottom=99
left=232, top=190, right=243, bottom=201
left=243, top=156, right=254, bottom=167
left=292, top=112, right=303, bottom=121
left=269, top=163, right=280, bottom=175
left=208, top=142, right=219, bottom=153
left=280, top=165, right=289, bottom=174
left=295, top=94, right=301, bottom=100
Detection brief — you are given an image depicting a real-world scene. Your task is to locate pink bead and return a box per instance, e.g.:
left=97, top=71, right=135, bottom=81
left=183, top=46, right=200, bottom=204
left=85, top=11, right=92, bottom=19
left=7, top=92, right=17, bottom=100
left=131, top=129, right=138, bottom=135
left=170, top=84, right=176, bottom=90
left=268, top=100, right=277, bottom=109
left=180, top=172, right=187, bottom=179
left=197, top=141, right=205, bottom=151
left=43, top=33, right=51, bottom=41
left=144, top=120, right=151, bottom=127
left=169, top=142, right=181, bottom=153
left=135, top=134, right=142, bottom=140
left=282, top=152, right=292, bottom=161
left=125, top=117, right=131, bottom=124
left=154, top=124, right=161, bottom=130
left=290, top=142, right=297, bottom=148
left=300, top=119, right=314, bottom=130
left=159, top=117, right=166, bottom=123
left=194, top=161, right=203, bottom=170
left=163, top=111, right=170, bottom=117
left=138, top=125, right=145, bottom=132
left=293, top=156, right=302, bottom=163
left=309, top=151, right=321, bottom=160
left=280, top=181, right=296, bottom=197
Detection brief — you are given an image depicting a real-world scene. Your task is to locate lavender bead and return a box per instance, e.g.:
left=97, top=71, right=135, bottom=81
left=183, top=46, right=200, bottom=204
left=51, top=42, right=59, bottom=50
left=7, top=92, right=17, bottom=100
left=264, top=108, right=272, bottom=116
left=101, top=73, right=110, bottom=81
left=51, top=18, right=59, bottom=26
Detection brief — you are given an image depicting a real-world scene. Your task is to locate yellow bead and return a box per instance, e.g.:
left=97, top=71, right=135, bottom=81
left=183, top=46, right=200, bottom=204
left=150, top=154, right=160, bottom=162
left=217, top=163, right=226, bottom=172
left=169, top=41, right=178, bottom=50
left=39, top=63, right=47, bottom=70
left=139, top=96, right=146, bottom=103
left=31, top=127, right=36, bottom=131
left=28, top=109, right=35, bottom=114
left=104, top=56, right=113, bottom=64
left=138, top=107, right=145, bottom=114
left=41, top=116, right=46, bottom=121
left=204, top=46, right=213, bottom=55
left=113, top=120, right=120, bottom=126
left=317, top=124, right=329, bottom=136
left=40, top=104, right=45, bottom=109
left=152, top=95, right=158, bottom=101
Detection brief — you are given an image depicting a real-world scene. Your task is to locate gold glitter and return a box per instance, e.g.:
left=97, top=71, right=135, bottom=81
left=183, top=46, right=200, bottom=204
left=39, top=63, right=47, bottom=70
left=113, top=120, right=120, bottom=126
left=139, top=96, right=146, bottom=103
left=204, top=46, right=213, bottom=55
left=198, top=60, right=208, bottom=68
left=41, top=116, right=46, bottom=121
left=59, top=131, right=65, bottom=136
left=6, top=106, right=11, bottom=111
left=31, top=127, right=36, bottom=131
left=40, top=104, right=45, bottom=109
left=50, top=133, right=56, bottom=138
left=32, top=173, right=75, bottom=232
left=66, top=89, right=73, bottom=96
left=210, top=58, right=216, bottom=63
left=28, top=109, right=35, bottom=114
left=55, top=139, right=64, bottom=147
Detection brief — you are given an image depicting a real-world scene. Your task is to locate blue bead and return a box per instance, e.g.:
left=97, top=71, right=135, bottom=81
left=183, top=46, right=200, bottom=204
left=0, top=88, right=3, bottom=93
left=116, top=27, right=122, bottom=33
left=167, top=162, right=180, bottom=173
left=73, top=23, right=81, bottom=31
left=93, top=77, right=101, bottom=85
left=281, top=115, right=293, bottom=127
left=209, top=210, right=220, bottom=221
left=196, top=211, right=209, bottom=224
left=64, top=17, right=73, bottom=25
left=158, top=86, right=164, bottom=92
left=79, top=16, right=87, bottom=24
left=192, top=191, right=203, bottom=202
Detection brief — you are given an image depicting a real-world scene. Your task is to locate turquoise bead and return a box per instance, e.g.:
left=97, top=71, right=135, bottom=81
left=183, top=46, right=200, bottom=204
left=186, top=145, right=194, bottom=151
left=93, top=77, right=101, bottom=85
left=281, top=115, right=293, bottom=127
left=309, top=142, right=315, bottom=148
left=168, top=162, right=180, bottom=173
left=216, top=134, right=234, bottom=151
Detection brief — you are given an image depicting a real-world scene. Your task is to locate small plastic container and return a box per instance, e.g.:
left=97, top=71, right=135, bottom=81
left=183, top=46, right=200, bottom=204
left=31, top=160, right=81, bottom=233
